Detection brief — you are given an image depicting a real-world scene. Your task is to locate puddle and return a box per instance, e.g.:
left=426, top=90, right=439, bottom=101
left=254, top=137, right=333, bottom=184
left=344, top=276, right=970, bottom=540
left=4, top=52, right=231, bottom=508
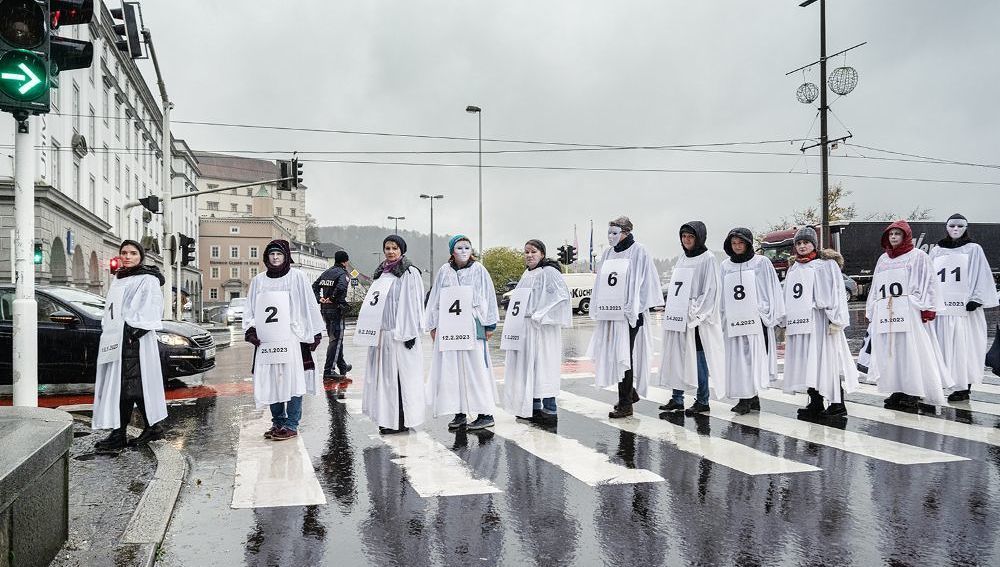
left=74, top=431, right=92, bottom=438
left=74, top=451, right=121, bottom=461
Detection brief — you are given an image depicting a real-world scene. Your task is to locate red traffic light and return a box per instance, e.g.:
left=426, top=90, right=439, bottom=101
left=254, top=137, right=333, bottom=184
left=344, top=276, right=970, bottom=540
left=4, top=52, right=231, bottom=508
left=50, top=0, right=93, bottom=28
left=109, top=256, right=120, bottom=273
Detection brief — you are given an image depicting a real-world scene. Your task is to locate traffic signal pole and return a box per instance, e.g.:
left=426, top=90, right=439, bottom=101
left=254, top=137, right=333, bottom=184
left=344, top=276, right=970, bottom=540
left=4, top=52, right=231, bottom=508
left=12, top=114, right=38, bottom=407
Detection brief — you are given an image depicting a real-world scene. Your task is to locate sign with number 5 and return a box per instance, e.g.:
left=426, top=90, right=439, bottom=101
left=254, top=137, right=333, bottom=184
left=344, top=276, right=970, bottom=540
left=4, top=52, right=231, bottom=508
left=501, top=288, right=532, bottom=351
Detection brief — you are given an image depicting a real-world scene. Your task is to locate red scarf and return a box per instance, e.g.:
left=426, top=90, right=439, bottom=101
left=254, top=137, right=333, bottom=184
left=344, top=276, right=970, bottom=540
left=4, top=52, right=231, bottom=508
left=795, top=251, right=817, bottom=264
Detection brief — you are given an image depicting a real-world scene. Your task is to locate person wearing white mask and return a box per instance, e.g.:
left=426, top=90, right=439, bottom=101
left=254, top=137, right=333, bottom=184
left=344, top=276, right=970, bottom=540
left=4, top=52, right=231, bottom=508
left=244, top=240, right=326, bottom=441
left=502, top=239, right=572, bottom=425
left=929, top=214, right=999, bottom=402
left=587, top=216, right=664, bottom=418
left=717, top=227, right=785, bottom=415
left=426, top=235, right=500, bottom=430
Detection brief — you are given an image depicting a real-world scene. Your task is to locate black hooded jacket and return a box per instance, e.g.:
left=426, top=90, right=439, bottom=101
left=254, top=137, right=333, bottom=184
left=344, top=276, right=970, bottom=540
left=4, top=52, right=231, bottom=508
left=313, top=265, right=349, bottom=312
left=723, top=227, right=755, bottom=263
left=680, top=221, right=709, bottom=258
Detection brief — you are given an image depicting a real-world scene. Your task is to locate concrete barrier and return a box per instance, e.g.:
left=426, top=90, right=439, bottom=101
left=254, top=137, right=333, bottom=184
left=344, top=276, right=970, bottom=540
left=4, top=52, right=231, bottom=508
left=0, top=407, right=73, bottom=567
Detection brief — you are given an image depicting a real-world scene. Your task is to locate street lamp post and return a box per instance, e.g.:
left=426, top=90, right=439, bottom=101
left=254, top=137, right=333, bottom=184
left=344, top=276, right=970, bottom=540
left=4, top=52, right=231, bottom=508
left=419, top=194, right=444, bottom=272
left=387, top=215, right=406, bottom=235
left=465, top=105, right=482, bottom=251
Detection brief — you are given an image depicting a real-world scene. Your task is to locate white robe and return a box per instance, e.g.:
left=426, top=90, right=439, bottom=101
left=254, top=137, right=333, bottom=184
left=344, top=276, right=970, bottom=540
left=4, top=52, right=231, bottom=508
left=362, top=266, right=427, bottom=429
left=717, top=255, right=785, bottom=399
left=586, top=241, right=664, bottom=397
left=93, top=274, right=167, bottom=430
left=781, top=258, right=859, bottom=402
left=502, top=265, right=572, bottom=418
left=866, top=249, right=952, bottom=405
left=425, top=261, right=500, bottom=416
left=929, top=243, right=999, bottom=390
left=653, top=250, right=727, bottom=398
left=243, top=268, right=326, bottom=408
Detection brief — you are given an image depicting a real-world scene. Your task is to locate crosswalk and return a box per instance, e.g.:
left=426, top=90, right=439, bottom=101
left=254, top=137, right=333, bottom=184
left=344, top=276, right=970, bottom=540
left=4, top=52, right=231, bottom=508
left=233, top=371, right=1000, bottom=508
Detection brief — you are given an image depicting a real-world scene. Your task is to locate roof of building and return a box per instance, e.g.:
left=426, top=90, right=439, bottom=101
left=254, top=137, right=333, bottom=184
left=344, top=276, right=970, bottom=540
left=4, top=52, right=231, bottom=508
left=193, top=151, right=278, bottom=184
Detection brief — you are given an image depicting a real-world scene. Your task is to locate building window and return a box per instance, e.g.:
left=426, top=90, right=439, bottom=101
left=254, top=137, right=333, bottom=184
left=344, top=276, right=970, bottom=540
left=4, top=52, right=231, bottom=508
left=207, top=202, right=219, bottom=211
left=72, top=159, right=81, bottom=201
left=89, top=175, right=96, bottom=211
left=102, top=86, right=109, bottom=125
left=249, top=246, right=259, bottom=259
left=209, top=288, right=218, bottom=300
left=229, top=226, right=239, bottom=234
left=230, top=246, right=239, bottom=259
left=51, top=139, right=61, bottom=189
left=124, top=167, right=130, bottom=198
left=290, top=208, right=296, bottom=217
left=249, top=267, right=258, bottom=278
left=276, top=207, right=282, bottom=216
left=115, top=157, right=121, bottom=190
left=72, top=83, right=80, bottom=133
left=103, top=146, right=109, bottom=179
left=114, top=206, right=121, bottom=235
left=230, top=203, right=238, bottom=212
left=245, top=204, right=252, bottom=213
left=210, top=245, right=220, bottom=258
left=114, top=101, right=121, bottom=139
left=207, top=183, right=218, bottom=190
left=88, top=105, right=96, bottom=146
left=135, top=175, right=140, bottom=198
left=230, top=267, right=239, bottom=279
left=246, top=188, right=253, bottom=196
left=210, top=267, right=219, bottom=279
left=290, top=192, right=296, bottom=201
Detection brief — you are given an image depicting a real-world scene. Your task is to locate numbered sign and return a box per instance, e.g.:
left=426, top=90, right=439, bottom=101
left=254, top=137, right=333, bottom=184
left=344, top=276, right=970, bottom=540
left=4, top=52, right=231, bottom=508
left=784, top=268, right=816, bottom=336
left=592, top=258, right=630, bottom=321
left=437, top=286, right=476, bottom=351
left=255, top=291, right=293, bottom=343
left=934, top=254, right=970, bottom=316
left=256, top=342, right=293, bottom=365
left=500, top=288, right=532, bottom=351
left=97, top=284, right=126, bottom=364
left=662, top=267, right=694, bottom=333
left=872, top=268, right=911, bottom=334
left=354, top=275, right=396, bottom=346
left=723, top=271, right=762, bottom=338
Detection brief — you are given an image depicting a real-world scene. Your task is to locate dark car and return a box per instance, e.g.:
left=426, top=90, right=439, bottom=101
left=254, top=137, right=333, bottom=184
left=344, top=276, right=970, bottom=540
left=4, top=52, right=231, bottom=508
left=0, top=285, right=215, bottom=385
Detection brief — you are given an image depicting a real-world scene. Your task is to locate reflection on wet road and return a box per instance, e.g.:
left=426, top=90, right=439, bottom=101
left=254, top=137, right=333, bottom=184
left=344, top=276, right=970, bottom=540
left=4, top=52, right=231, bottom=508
left=152, top=311, right=1000, bottom=566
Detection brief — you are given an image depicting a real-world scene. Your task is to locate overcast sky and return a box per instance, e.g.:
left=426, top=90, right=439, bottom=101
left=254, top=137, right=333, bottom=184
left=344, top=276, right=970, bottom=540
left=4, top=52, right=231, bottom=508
left=135, top=1, right=1000, bottom=259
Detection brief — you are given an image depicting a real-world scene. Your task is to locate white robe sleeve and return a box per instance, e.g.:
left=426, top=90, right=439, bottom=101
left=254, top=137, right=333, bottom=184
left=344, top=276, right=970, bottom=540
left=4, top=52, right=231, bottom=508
left=909, top=251, right=940, bottom=311
left=588, top=250, right=612, bottom=321
left=865, top=254, right=887, bottom=320
left=634, top=244, right=665, bottom=320
left=968, top=244, right=1000, bottom=308
left=531, top=267, right=572, bottom=327
left=243, top=276, right=259, bottom=332
left=291, top=270, right=325, bottom=340
left=393, top=267, right=426, bottom=342
left=424, top=265, right=446, bottom=331
left=756, top=258, right=785, bottom=327
left=126, top=275, right=164, bottom=331
left=476, top=263, right=500, bottom=327
left=817, top=260, right=850, bottom=328
left=689, top=255, right=721, bottom=327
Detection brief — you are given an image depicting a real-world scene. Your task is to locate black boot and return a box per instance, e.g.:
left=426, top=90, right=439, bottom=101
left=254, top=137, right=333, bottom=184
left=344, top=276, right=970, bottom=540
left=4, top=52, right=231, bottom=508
left=731, top=398, right=752, bottom=415
left=749, top=396, right=760, bottom=411
left=822, top=386, right=848, bottom=417
left=95, top=427, right=128, bottom=450
left=884, top=392, right=905, bottom=408
left=797, top=388, right=826, bottom=419
left=947, top=388, right=971, bottom=402
left=130, top=403, right=164, bottom=446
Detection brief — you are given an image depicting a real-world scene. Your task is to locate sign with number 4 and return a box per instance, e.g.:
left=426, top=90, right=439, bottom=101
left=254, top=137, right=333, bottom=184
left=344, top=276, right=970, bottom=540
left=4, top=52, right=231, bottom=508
left=437, top=286, right=476, bottom=351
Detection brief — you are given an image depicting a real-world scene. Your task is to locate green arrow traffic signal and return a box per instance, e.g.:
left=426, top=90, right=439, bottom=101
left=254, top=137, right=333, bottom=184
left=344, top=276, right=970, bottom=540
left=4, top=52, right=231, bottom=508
left=0, top=50, right=47, bottom=101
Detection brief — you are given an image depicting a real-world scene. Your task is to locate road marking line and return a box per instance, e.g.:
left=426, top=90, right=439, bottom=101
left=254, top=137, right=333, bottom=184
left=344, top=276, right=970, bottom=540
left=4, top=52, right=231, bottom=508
left=645, top=386, right=967, bottom=465
left=757, top=387, right=1000, bottom=447
left=557, top=391, right=819, bottom=476
left=231, top=410, right=327, bottom=509
left=339, top=398, right=502, bottom=497
left=491, top=412, right=664, bottom=486
left=852, top=382, right=1000, bottom=417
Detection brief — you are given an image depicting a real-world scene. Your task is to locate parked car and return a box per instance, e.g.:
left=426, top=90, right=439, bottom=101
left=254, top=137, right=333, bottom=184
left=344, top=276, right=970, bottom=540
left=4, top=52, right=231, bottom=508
left=0, top=285, right=216, bottom=386
left=501, top=272, right=597, bottom=315
left=226, top=297, right=246, bottom=324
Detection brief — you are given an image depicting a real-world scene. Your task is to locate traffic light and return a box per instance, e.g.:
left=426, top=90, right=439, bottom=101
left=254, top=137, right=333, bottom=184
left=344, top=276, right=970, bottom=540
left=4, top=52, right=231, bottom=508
left=291, top=157, right=303, bottom=188
left=557, top=245, right=569, bottom=265
left=0, top=0, right=51, bottom=116
left=567, top=245, right=577, bottom=264
left=109, top=256, right=120, bottom=273
left=49, top=1, right=94, bottom=74
left=33, top=241, right=43, bottom=264
left=110, top=1, right=142, bottom=59
left=138, top=194, right=160, bottom=213
left=276, top=159, right=291, bottom=191
left=178, top=233, right=195, bottom=267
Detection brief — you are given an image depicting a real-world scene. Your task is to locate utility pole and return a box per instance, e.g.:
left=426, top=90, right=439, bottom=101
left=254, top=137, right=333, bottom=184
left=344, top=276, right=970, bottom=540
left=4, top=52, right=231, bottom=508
left=12, top=115, right=37, bottom=407
left=420, top=194, right=444, bottom=272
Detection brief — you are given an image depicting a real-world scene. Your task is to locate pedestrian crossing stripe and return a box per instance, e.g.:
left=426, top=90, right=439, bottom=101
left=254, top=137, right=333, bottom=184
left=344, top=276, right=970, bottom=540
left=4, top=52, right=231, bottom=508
left=340, top=398, right=502, bottom=497
left=852, top=382, right=1000, bottom=417
left=557, top=391, right=820, bottom=476
left=644, top=386, right=968, bottom=465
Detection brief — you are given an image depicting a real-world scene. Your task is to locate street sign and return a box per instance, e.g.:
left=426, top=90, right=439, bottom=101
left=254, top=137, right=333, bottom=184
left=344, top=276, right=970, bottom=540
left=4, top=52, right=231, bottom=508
left=350, top=277, right=359, bottom=287
left=0, top=51, right=46, bottom=101
left=349, top=269, right=359, bottom=278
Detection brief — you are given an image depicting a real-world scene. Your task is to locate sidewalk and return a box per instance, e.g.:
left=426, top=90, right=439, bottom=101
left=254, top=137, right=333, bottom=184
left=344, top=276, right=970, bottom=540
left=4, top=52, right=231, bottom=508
left=49, top=416, right=186, bottom=567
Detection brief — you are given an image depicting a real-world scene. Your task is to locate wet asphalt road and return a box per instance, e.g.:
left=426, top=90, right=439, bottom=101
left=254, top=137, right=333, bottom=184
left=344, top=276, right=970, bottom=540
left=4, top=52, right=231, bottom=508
left=153, top=308, right=1000, bottom=567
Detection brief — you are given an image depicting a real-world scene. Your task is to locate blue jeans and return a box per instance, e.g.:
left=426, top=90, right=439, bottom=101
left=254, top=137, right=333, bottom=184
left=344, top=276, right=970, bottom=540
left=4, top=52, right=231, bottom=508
left=533, top=397, right=557, bottom=414
left=270, top=396, right=303, bottom=432
left=671, top=350, right=709, bottom=406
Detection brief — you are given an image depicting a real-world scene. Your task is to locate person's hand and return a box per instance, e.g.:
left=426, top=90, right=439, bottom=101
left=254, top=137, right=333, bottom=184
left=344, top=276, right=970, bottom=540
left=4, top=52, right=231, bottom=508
left=404, top=338, right=416, bottom=350
left=828, top=323, right=844, bottom=335
left=966, top=301, right=982, bottom=312
left=245, top=327, right=261, bottom=347
left=309, top=333, right=322, bottom=351
left=430, top=329, right=437, bottom=340
left=920, top=310, right=936, bottom=323
left=319, top=297, right=332, bottom=304
left=485, top=331, right=494, bottom=341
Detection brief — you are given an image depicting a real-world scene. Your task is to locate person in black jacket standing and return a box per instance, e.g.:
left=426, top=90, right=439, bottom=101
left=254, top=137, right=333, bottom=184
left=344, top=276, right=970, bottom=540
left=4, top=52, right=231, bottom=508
left=314, top=250, right=352, bottom=380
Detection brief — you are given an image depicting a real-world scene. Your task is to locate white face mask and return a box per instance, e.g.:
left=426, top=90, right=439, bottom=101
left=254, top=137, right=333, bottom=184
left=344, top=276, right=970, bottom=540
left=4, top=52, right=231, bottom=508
left=608, top=226, right=623, bottom=247
left=947, top=219, right=968, bottom=240
left=453, top=242, right=473, bottom=264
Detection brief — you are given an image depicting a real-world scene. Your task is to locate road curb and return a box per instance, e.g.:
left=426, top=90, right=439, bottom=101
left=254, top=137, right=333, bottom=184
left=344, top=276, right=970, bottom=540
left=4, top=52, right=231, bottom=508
left=69, top=413, right=187, bottom=567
